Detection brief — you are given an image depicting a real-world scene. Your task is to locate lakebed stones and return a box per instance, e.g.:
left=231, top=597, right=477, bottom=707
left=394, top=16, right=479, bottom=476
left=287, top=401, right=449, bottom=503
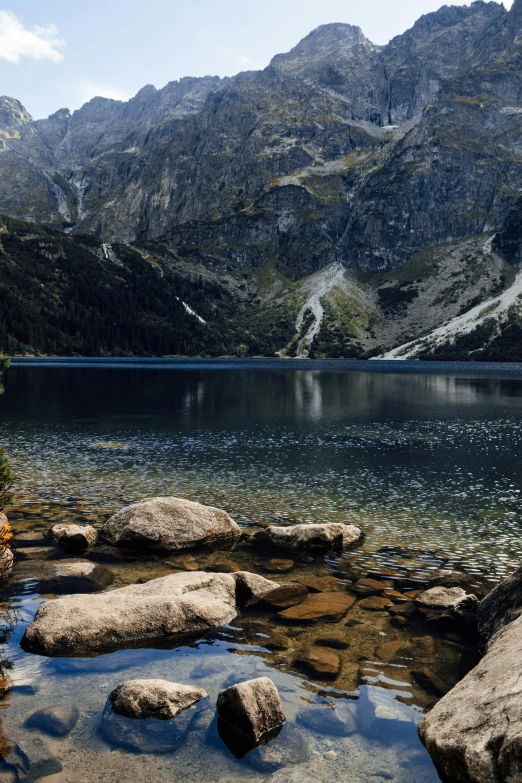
left=12, top=531, right=48, bottom=548
left=21, top=571, right=238, bottom=656
left=359, top=687, right=416, bottom=737
left=7, top=559, right=113, bottom=595
left=314, top=632, right=349, bottom=650
left=246, top=722, right=310, bottom=773
left=296, top=576, right=345, bottom=592
left=15, top=547, right=58, bottom=562
left=216, top=676, right=285, bottom=742
left=297, top=704, right=357, bottom=737
left=51, top=523, right=97, bottom=555
left=263, top=559, right=295, bottom=573
left=352, top=578, right=394, bottom=595
left=358, top=596, right=393, bottom=611
left=255, top=523, right=364, bottom=552
left=101, top=496, right=241, bottom=552
left=26, top=703, right=79, bottom=737
left=278, top=592, right=355, bottom=623
left=415, top=586, right=478, bottom=625
left=109, top=679, right=207, bottom=720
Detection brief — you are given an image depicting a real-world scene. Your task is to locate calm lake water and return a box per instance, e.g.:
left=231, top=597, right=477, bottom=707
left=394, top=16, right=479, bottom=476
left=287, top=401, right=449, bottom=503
left=0, top=358, right=521, bottom=783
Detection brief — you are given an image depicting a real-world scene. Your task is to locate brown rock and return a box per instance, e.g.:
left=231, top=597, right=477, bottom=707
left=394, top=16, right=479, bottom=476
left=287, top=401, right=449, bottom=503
left=314, top=632, right=349, bottom=650
left=217, top=677, right=285, bottom=742
left=0, top=673, right=13, bottom=698
left=411, top=667, right=451, bottom=697
left=258, top=583, right=308, bottom=611
left=278, top=593, right=355, bottom=623
left=264, top=559, right=294, bottom=573
left=375, top=640, right=414, bottom=661
left=383, top=589, right=412, bottom=602
left=358, top=596, right=393, bottom=611
left=295, top=646, right=341, bottom=679
left=297, top=576, right=344, bottom=592
left=352, top=578, right=393, bottom=595
left=15, top=547, right=58, bottom=561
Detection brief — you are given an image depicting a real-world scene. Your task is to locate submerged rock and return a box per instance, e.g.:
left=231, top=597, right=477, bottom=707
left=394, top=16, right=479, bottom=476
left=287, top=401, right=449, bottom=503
left=109, top=679, right=207, bottom=720
left=257, top=583, right=308, bottom=611
left=26, top=703, right=79, bottom=737
left=297, top=704, right=357, bottom=737
left=358, top=687, right=416, bottom=737
left=294, top=646, right=341, bottom=679
left=12, top=532, right=48, bottom=548
left=263, top=559, right=295, bottom=573
left=352, top=578, right=394, bottom=595
left=255, top=523, right=364, bottom=552
left=6, top=736, right=63, bottom=781
left=297, top=576, right=344, bottom=592
left=21, top=571, right=237, bottom=656
left=217, top=676, right=286, bottom=742
left=415, top=586, right=478, bottom=625
left=358, top=595, right=393, bottom=611
left=247, top=722, right=310, bottom=772
left=279, top=593, right=355, bottom=623
left=51, top=523, right=97, bottom=555
left=101, top=497, right=241, bottom=552
left=7, top=559, right=113, bottom=595
left=15, top=547, right=58, bottom=562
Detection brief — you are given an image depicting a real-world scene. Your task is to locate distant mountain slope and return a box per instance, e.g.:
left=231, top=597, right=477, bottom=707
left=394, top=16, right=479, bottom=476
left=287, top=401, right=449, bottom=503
left=1, top=1, right=522, bottom=359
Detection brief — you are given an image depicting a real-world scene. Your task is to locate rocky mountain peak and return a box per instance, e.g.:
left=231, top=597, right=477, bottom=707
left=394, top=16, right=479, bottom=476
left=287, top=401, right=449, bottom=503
left=0, top=97, right=33, bottom=134
left=271, top=23, right=377, bottom=73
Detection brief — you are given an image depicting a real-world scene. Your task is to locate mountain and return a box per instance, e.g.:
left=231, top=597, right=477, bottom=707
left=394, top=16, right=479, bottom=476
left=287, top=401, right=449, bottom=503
left=1, top=0, right=522, bottom=359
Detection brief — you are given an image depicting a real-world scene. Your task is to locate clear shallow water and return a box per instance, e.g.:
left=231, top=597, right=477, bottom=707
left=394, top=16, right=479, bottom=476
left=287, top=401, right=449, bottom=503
left=0, top=359, right=521, bottom=783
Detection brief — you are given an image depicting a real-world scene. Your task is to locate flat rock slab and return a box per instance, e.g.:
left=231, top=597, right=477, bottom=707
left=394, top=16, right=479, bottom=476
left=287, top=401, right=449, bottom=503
left=419, top=613, right=522, bottom=782
left=295, top=646, right=341, bottom=679
left=15, top=547, right=58, bottom=562
left=352, top=578, right=393, bottom=595
left=255, top=523, right=364, bottom=552
left=26, top=703, right=79, bottom=737
left=101, top=496, right=241, bottom=552
left=110, top=679, right=207, bottom=720
left=263, top=559, right=295, bottom=573
left=257, top=583, right=308, bottom=611
left=21, top=571, right=238, bottom=656
left=13, top=532, right=49, bottom=548
left=297, top=576, right=345, bottom=592
left=278, top=593, right=355, bottom=623
left=314, top=632, right=349, bottom=650
left=358, top=596, right=393, bottom=611
left=7, top=559, right=114, bottom=595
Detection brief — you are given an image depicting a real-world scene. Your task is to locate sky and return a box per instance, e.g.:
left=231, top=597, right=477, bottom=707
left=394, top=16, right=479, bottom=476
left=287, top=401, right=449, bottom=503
left=0, top=0, right=515, bottom=120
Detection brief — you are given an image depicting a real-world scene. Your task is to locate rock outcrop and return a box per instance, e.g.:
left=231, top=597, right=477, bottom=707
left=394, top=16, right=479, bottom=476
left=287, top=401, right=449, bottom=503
left=21, top=571, right=238, bottom=656
left=415, top=586, right=478, bottom=625
left=419, top=560, right=522, bottom=782
left=255, top=523, right=364, bottom=552
left=101, top=497, right=241, bottom=552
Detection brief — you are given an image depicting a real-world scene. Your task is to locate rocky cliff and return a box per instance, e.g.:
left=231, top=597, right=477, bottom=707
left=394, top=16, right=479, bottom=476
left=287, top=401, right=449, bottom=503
left=1, top=1, right=522, bottom=359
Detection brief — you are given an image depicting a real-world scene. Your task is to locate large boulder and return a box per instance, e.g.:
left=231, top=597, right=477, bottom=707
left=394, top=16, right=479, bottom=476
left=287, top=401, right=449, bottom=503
left=109, top=679, right=207, bottom=720
left=7, top=559, right=113, bottom=595
left=255, top=523, right=363, bottom=552
left=217, top=677, right=286, bottom=742
left=21, top=571, right=238, bottom=656
left=51, top=523, right=97, bottom=555
left=101, top=497, right=241, bottom=552
left=418, top=613, right=522, bottom=783
left=477, top=562, right=522, bottom=639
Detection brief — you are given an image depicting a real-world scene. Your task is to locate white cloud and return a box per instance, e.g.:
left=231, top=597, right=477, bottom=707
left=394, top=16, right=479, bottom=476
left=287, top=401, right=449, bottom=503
left=220, top=45, right=261, bottom=68
left=0, top=10, right=65, bottom=64
left=503, top=0, right=514, bottom=7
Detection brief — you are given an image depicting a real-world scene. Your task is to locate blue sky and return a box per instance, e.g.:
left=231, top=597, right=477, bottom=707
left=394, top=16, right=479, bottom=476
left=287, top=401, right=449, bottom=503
left=0, top=0, right=513, bottom=120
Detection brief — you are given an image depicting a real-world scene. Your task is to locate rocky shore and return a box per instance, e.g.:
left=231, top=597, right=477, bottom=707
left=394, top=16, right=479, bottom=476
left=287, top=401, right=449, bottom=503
left=0, top=494, right=517, bottom=782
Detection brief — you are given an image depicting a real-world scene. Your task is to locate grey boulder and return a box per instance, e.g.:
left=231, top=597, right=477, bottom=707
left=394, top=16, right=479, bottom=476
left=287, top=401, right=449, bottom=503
left=477, top=562, right=522, bottom=639
left=255, top=523, right=364, bottom=552
left=101, top=496, right=241, bottom=552
left=21, top=571, right=238, bottom=656
left=419, top=613, right=522, bottom=783
left=51, top=523, right=97, bottom=554
left=415, top=586, right=478, bottom=625
left=109, top=679, right=207, bottom=720
left=232, top=571, right=280, bottom=608
left=217, top=676, right=286, bottom=742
